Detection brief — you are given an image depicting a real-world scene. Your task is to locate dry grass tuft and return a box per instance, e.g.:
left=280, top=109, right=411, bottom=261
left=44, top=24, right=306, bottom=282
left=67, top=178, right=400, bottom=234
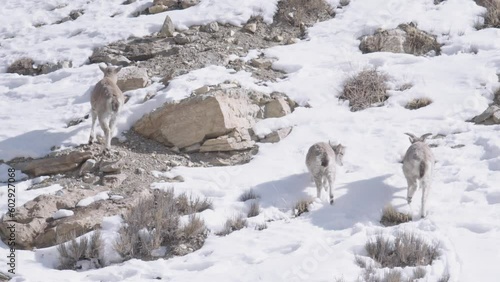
left=380, top=205, right=412, bottom=226
left=341, top=68, right=390, bottom=111
left=294, top=198, right=313, bottom=216
left=255, top=223, right=268, bottom=231
left=413, top=267, right=427, bottom=280
left=365, top=233, right=439, bottom=268
left=247, top=202, right=260, bottom=218
left=216, top=215, right=248, bottom=236
left=176, top=193, right=213, bottom=214
left=475, top=0, right=500, bottom=28
left=238, top=189, right=260, bottom=202
left=114, top=189, right=208, bottom=261
left=405, top=98, right=433, bottom=110
left=57, top=231, right=102, bottom=270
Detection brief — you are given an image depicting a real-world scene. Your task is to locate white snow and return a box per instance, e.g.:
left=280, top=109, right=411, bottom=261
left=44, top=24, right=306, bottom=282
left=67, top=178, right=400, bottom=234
left=1, top=0, right=500, bottom=281
left=52, top=209, right=74, bottom=219
left=76, top=191, right=110, bottom=207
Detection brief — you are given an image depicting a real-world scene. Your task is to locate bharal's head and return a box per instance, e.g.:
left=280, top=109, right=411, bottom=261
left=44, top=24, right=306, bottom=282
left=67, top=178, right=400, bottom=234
left=329, top=141, right=346, bottom=166
left=99, top=64, right=122, bottom=82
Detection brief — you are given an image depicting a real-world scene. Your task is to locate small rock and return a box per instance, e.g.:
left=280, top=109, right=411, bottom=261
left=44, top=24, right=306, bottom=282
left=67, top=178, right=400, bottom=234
left=228, top=30, right=235, bottom=37
left=250, top=58, right=272, bottom=69
left=149, top=5, right=168, bottom=14
left=184, top=143, right=201, bottom=153
left=219, top=83, right=238, bottom=89
left=102, top=173, right=127, bottom=188
left=69, top=9, right=84, bottom=20
left=201, top=22, right=219, bottom=33
left=264, top=97, right=292, bottom=118
left=135, top=168, right=145, bottom=175
left=117, top=66, right=149, bottom=92
left=11, top=151, right=92, bottom=177
left=154, top=0, right=178, bottom=6
left=39, top=61, right=72, bottom=75
left=273, top=35, right=284, bottom=42
left=170, top=147, right=181, bottom=153
left=7, top=58, right=37, bottom=75
left=260, top=127, right=293, bottom=143
left=472, top=105, right=500, bottom=124
left=100, top=160, right=124, bottom=174
left=200, top=136, right=255, bottom=152
left=173, top=175, right=185, bottom=182
left=180, top=0, right=200, bottom=9
left=287, top=38, right=300, bottom=45
left=174, top=33, right=191, bottom=45
left=243, top=23, right=257, bottom=33
left=193, top=85, right=211, bottom=95
left=82, top=173, right=100, bottom=184
left=159, top=15, right=175, bottom=37
left=79, top=159, right=96, bottom=176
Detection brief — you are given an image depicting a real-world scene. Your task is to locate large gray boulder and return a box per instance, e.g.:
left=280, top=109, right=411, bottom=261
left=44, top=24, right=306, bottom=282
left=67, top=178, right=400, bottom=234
left=134, top=89, right=260, bottom=149
left=117, top=66, right=149, bottom=92
left=359, top=23, right=441, bottom=56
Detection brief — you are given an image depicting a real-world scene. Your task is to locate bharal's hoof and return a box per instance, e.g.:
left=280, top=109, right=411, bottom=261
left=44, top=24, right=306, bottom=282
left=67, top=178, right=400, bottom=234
left=329, top=198, right=334, bottom=205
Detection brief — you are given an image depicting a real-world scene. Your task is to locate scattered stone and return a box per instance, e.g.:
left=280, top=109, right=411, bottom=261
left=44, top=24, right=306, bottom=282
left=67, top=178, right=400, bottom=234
left=154, top=0, right=178, bottom=6
left=149, top=5, right=168, bottom=14
left=69, top=9, right=84, bottom=20
left=260, top=127, right=293, bottom=143
left=66, top=114, right=89, bottom=128
left=180, top=0, right=200, bottom=9
left=117, top=66, right=149, bottom=91
left=173, top=175, right=185, bottom=182
left=243, top=23, right=257, bottom=33
left=264, top=97, right=292, bottom=118
left=89, top=47, right=131, bottom=66
left=10, top=151, right=92, bottom=177
left=287, top=38, right=300, bottom=45
left=193, top=85, right=210, bottom=95
left=100, top=159, right=124, bottom=174
left=174, top=33, right=191, bottom=45
left=7, top=58, right=37, bottom=75
left=39, top=61, right=72, bottom=74
left=82, top=173, right=100, bottom=184
left=159, top=15, right=175, bottom=37
left=102, top=173, right=127, bottom=188
left=79, top=159, right=96, bottom=176
left=273, top=35, right=284, bottom=42
left=201, top=22, right=219, bottom=33
left=250, top=58, right=273, bottom=69
left=472, top=105, right=500, bottom=125
left=135, top=168, right=146, bottom=175
left=183, top=143, right=201, bottom=153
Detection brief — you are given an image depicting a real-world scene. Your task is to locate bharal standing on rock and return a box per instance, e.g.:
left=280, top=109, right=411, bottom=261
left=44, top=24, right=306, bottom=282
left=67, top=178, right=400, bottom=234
left=88, top=64, right=124, bottom=150
left=402, top=133, right=435, bottom=217
left=306, top=141, right=345, bottom=204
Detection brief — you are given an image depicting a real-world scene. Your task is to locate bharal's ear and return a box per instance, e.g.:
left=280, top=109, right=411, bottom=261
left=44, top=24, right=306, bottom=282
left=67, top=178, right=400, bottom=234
left=114, top=66, right=123, bottom=73
left=404, top=132, right=417, bottom=143
left=99, top=64, right=107, bottom=73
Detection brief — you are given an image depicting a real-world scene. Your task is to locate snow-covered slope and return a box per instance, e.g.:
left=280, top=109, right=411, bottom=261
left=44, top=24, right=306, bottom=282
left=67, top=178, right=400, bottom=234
left=1, top=0, right=500, bottom=281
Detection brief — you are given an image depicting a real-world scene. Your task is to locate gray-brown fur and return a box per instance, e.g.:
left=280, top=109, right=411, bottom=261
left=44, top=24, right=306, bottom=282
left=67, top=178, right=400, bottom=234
left=89, top=65, right=124, bottom=149
left=305, top=141, right=345, bottom=204
left=402, top=133, right=435, bottom=217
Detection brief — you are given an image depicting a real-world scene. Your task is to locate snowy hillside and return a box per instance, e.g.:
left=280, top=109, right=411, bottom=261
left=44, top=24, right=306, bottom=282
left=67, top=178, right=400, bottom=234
left=1, top=0, right=500, bottom=281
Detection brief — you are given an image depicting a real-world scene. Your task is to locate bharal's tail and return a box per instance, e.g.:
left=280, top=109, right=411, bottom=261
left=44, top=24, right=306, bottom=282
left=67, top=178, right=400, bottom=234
left=111, top=98, right=120, bottom=112
left=419, top=161, right=426, bottom=178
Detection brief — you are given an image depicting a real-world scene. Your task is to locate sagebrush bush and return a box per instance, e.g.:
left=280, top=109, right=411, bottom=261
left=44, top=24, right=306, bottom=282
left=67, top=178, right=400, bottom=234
left=341, top=68, right=389, bottom=111
left=57, top=231, right=102, bottom=270
left=380, top=205, right=412, bottom=226
left=114, top=189, right=208, bottom=261
left=216, top=215, right=248, bottom=236
left=294, top=198, right=313, bottom=216
left=176, top=193, right=213, bottom=214
left=365, top=233, right=439, bottom=268
left=238, top=189, right=260, bottom=202
left=475, top=0, right=500, bottom=28
left=405, top=98, right=432, bottom=110
left=247, top=202, right=260, bottom=218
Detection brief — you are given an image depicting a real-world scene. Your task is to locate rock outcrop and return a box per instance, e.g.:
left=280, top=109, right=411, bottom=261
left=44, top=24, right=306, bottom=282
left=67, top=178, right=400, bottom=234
left=359, top=23, right=441, bottom=56
left=134, top=86, right=296, bottom=152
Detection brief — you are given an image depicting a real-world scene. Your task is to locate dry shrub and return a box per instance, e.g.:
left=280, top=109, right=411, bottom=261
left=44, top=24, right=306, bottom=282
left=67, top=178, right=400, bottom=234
left=380, top=205, right=412, bottom=226
left=216, top=215, right=248, bottom=236
left=114, top=189, right=208, bottom=261
left=276, top=0, right=332, bottom=27
left=294, top=198, right=313, bottom=216
left=396, top=82, right=414, bottom=91
left=176, top=193, right=213, bottom=214
left=341, top=68, right=389, bottom=111
left=247, top=202, right=260, bottom=218
left=356, top=257, right=429, bottom=282
left=365, top=233, right=439, bottom=268
left=57, top=231, right=102, bottom=270
left=412, top=267, right=427, bottom=280
left=238, top=189, right=260, bottom=202
left=475, top=0, right=500, bottom=28
left=405, top=98, right=432, bottom=110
